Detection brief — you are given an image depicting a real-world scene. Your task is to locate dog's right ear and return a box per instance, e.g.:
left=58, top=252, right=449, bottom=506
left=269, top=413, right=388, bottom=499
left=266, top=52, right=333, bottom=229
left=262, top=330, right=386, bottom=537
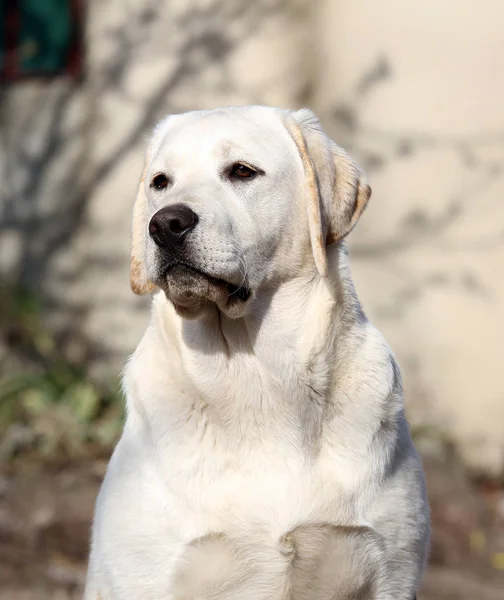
left=130, top=155, right=155, bottom=295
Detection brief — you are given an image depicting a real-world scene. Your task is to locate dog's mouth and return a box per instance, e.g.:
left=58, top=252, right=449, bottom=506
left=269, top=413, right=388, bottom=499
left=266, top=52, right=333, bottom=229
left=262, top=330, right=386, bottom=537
left=159, top=262, right=251, bottom=316
left=226, top=280, right=251, bottom=302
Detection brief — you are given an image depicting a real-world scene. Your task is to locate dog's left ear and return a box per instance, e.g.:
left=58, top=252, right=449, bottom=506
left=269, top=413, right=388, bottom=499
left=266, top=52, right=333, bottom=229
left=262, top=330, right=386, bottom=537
left=130, top=154, right=155, bottom=295
left=285, top=109, right=371, bottom=277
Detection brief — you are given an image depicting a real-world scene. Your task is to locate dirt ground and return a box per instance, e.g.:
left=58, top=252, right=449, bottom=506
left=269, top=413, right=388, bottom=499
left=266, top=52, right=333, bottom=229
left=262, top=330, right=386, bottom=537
left=0, top=452, right=503, bottom=599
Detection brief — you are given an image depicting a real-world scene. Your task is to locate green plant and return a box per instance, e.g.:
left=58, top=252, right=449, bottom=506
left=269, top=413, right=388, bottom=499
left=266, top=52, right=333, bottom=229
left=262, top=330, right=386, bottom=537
left=0, top=284, right=123, bottom=461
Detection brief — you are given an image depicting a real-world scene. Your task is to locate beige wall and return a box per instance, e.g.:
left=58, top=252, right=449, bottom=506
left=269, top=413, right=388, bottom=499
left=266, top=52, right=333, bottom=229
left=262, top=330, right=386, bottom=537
left=1, top=0, right=503, bottom=475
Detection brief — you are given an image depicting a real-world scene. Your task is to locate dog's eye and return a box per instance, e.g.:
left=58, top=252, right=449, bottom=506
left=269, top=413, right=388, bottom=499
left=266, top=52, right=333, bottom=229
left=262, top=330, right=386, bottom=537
left=229, top=163, right=258, bottom=180
left=151, top=173, right=170, bottom=190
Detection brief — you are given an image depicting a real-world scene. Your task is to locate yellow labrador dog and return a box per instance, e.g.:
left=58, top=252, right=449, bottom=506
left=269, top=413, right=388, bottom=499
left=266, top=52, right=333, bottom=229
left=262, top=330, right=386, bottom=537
left=85, top=106, right=430, bottom=600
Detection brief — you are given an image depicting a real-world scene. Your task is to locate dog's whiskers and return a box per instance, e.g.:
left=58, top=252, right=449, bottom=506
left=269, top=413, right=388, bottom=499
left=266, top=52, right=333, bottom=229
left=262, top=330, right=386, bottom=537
left=226, top=244, right=249, bottom=298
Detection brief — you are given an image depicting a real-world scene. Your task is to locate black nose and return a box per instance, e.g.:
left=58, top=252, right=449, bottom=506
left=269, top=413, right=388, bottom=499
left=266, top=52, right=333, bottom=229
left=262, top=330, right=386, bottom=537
left=148, top=204, right=199, bottom=248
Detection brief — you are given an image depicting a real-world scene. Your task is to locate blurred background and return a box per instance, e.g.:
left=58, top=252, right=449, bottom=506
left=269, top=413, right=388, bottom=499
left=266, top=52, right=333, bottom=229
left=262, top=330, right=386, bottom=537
left=1, top=0, right=503, bottom=598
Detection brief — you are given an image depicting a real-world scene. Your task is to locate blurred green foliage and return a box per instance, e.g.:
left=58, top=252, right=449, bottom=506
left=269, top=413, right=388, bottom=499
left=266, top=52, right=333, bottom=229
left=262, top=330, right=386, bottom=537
left=0, top=284, right=123, bottom=461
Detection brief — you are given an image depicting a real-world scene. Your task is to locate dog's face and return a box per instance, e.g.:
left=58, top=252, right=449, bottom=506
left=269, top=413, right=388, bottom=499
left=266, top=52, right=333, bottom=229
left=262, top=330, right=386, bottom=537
left=130, top=106, right=371, bottom=319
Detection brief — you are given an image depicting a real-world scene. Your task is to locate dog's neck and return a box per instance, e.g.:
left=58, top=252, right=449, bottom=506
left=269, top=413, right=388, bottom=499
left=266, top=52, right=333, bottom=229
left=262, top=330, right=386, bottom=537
left=149, top=245, right=364, bottom=445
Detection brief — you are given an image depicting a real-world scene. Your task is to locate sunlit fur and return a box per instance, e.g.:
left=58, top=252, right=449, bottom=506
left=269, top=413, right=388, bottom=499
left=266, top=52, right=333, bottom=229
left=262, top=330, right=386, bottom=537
left=86, top=106, right=430, bottom=600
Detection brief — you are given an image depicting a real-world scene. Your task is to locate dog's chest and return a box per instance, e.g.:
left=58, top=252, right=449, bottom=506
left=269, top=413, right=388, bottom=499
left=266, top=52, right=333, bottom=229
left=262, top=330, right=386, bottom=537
left=157, top=436, right=335, bottom=539
left=94, top=433, right=350, bottom=598
left=103, top=425, right=348, bottom=545
left=93, top=340, right=362, bottom=596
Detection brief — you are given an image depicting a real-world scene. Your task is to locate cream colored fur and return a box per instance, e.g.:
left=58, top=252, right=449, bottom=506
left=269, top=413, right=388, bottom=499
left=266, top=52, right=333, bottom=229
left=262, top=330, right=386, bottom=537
left=85, top=106, right=430, bottom=600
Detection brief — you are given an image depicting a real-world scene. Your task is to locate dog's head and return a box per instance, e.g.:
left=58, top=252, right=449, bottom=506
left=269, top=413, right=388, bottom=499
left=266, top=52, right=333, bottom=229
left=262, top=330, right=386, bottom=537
left=130, top=106, right=371, bottom=319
